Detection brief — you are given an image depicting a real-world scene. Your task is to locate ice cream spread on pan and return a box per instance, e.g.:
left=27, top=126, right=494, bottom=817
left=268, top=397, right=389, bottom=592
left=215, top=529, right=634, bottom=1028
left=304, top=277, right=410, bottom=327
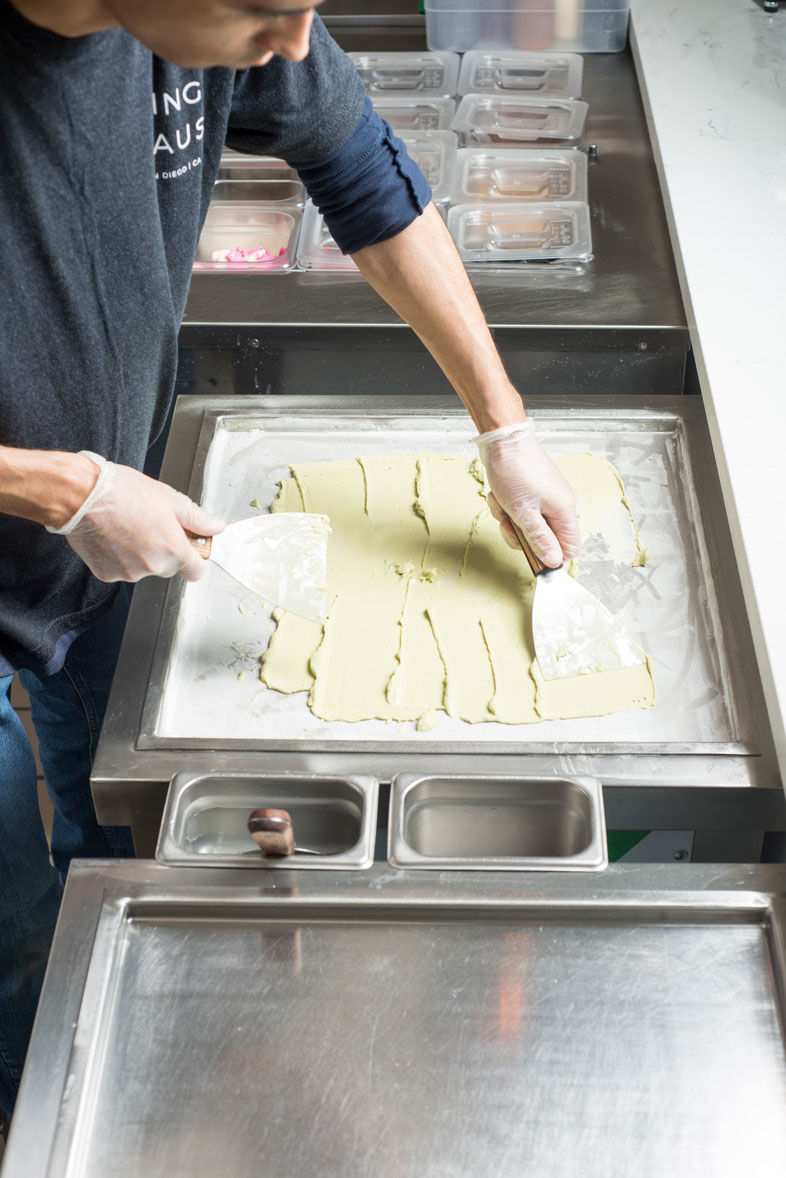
left=259, top=452, right=655, bottom=726
left=210, top=246, right=287, bottom=262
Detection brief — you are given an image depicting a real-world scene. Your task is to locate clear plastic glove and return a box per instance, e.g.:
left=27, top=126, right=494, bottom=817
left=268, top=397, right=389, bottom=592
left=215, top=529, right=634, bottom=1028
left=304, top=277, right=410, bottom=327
left=46, top=451, right=225, bottom=583
left=475, top=421, right=581, bottom=567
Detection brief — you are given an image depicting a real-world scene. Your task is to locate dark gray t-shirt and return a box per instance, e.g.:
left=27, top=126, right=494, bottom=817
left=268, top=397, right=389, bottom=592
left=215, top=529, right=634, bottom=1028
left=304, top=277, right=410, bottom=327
left=0, top=4, right=364, bottom=675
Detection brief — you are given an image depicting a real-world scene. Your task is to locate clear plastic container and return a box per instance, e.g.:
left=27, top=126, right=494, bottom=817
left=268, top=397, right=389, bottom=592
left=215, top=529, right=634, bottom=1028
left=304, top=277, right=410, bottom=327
left=349, top=51, right=460, bottom=97
left=373, top=96, right=457, bottom=133
left=194, top=204, right=300, bottom=271
left=213, top=178, right=305, bottom=206
left=296, top=200, right=359, bottom=272
left=451, top=147, right=587, bottom=202
left=452, top=94, right=588, bottom=148
left=447, top=201, right=593, bottom=262
left=399, top=131, right=458, bottom=204
left=424, top=0, right=630, bottom=54
left=457, top=50, right=583, bottom=97
left=217, top=153, right=299, bottom=182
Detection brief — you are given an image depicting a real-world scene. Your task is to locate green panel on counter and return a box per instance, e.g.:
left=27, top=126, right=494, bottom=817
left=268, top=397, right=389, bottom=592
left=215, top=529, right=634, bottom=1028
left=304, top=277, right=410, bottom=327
left=608, top=830, right=651, bottom=861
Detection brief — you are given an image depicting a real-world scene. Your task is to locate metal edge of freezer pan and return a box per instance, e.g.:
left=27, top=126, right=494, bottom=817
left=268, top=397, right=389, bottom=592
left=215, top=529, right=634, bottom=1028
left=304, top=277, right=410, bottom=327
left=139, top=394, right=768, bottom=758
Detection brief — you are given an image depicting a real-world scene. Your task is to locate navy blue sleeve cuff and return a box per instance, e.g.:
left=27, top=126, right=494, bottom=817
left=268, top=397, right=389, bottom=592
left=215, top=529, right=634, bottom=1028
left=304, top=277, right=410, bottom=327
left=296, top=96, right=432, bottom=255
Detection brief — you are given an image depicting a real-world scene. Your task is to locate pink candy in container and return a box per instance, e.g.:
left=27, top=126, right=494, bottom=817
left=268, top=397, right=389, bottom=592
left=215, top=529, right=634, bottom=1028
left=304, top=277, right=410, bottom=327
left=210, top=245, right=288, bottom=263
left=194, top=203, right=301, bottom=271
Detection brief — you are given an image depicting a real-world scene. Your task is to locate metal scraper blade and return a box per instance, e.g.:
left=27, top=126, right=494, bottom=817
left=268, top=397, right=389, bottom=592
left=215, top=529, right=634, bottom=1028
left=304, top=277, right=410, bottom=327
left=206, top=513, right=330, bottom=622
left=532, top=566, right=644, bottom=680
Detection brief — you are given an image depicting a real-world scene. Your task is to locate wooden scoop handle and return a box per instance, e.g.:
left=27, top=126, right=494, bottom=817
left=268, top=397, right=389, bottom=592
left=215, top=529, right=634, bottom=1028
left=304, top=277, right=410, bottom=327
left=185, top=531, right=212, bottom=560
left=507, top=519, right=548, bottom=576
left=247, top=808, right=295, bottom=857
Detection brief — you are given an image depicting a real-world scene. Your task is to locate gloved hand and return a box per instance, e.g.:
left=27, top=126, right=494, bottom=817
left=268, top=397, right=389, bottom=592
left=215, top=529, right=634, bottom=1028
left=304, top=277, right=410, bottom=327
left=475, top=421, right=581, bottom=567
left=46, top=451, right=225, bottom=583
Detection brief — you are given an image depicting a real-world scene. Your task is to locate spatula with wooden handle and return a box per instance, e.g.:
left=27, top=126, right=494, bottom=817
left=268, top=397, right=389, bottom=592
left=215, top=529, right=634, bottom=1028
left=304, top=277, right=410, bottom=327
left=510, top=519, right=644, bottom=679
left=189, top=512, right=330, bottom=622
left=246, top=808, right=322, bottom=857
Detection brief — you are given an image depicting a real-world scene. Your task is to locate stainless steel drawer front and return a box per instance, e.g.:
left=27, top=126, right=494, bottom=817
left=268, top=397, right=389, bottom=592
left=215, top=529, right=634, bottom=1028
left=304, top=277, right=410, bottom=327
left=9, top=865, right=786, bottom=1178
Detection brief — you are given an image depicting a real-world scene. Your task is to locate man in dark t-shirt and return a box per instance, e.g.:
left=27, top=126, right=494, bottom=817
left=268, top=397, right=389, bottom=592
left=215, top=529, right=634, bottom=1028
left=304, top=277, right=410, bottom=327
left=0, top=0, right=581, bottom=1122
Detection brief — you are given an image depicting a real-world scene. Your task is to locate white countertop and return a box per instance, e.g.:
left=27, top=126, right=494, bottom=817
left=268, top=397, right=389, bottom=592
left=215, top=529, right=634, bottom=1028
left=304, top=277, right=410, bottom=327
left=629, top=0, right=786, bottom=787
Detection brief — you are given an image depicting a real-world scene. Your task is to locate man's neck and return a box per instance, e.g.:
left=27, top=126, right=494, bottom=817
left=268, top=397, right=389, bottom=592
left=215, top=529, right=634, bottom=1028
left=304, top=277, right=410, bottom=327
left=10, top=0, right=117, bottom=36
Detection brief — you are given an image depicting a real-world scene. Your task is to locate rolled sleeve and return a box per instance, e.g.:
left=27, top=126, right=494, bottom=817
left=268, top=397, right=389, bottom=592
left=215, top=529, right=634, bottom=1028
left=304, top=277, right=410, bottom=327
left=296, top=97, right=432, bottom=255
left=227, top=17, right=365, bottom=164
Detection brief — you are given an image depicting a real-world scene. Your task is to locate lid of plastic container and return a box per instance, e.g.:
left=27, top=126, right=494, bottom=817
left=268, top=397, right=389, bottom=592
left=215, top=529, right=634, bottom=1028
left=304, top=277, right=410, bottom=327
left=399, top=131, right=458, bottom=203
left=458, top=50, right=583, bottom=98
left=446, top=200, right=593, bottom=262
left=424, top=0, right=629, bottom=11
left=218, top=153, right=299, bottom=180
left=296, top=200, right=358, bottom=272
left=451, top=147, right=587, bottom=203
left=349, top=51, right=460, bottom=96
left=373, top=96, right=457, bottom=132
left=452, top=94, right=588, bottom=144
left=212, top=178, right=305, bottom=206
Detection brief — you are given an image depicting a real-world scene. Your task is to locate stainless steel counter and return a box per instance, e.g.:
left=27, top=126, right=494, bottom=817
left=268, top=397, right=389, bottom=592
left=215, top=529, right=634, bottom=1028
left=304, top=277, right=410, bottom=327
left=5, top=862, right=786, bottom=1177
left=93, top=393, right=784, bottom=858
left=178, top=12, right=688, bottom=401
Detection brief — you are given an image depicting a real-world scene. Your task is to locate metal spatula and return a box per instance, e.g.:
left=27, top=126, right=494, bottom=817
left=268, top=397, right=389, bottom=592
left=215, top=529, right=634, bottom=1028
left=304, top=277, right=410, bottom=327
left=510, top=520, right=644, bottom=679
left=189, top=512, right=330, bottom=622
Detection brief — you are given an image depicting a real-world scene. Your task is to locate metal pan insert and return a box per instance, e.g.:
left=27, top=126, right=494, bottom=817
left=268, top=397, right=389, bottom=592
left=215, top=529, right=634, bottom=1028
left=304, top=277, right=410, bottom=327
left=156, top=771, right=378, bottom=868
left=388, top=774, right=608, bottom=871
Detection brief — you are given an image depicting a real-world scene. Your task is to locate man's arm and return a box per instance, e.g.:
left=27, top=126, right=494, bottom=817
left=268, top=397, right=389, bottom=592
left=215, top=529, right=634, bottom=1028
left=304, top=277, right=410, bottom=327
left=351, top=204, right=581, bottom=565
left=351, top=203, right=525, bottom=434
left=0, top=445, right=97, bottom=528
left=0, top=444, right=223, bottom=582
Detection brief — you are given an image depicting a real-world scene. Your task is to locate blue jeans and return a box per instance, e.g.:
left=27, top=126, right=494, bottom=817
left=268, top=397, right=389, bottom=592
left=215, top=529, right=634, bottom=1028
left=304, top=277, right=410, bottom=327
left=0, top=587, right=135, bottom=1118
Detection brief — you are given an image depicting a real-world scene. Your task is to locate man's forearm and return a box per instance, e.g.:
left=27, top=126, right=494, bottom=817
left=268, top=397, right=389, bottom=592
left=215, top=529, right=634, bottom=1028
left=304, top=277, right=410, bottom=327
left=0, top=445, right=97, bottom=528
left=351, top=203, right=527, bottom=434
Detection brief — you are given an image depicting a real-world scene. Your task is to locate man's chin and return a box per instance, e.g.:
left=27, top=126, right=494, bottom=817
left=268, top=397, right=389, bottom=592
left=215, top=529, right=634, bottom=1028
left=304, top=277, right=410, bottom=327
left=154, top=50, right=272, bottom=70
left=216, top=54, right=275, bottom=70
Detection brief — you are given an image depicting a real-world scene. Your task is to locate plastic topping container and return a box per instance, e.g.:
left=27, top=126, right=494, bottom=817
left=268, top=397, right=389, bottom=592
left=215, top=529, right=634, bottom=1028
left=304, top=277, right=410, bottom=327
left=194, top=204, right=301, bottom=270
left=457, top=50, right=583, bottom=97
left=452, top=94, right=588, bottom=147
left=424, top=0, right=630, bottom=55
left=451, top=147, right=587, bottom=202
left=296, top=200, right=358, bottom=272
left=373, top=96, right=457, bottom=133
left=349, top=51, right=460, bottom=96
left=447, top=201, right=593, bottom=262
left=399, top=131, right=458, bottom=204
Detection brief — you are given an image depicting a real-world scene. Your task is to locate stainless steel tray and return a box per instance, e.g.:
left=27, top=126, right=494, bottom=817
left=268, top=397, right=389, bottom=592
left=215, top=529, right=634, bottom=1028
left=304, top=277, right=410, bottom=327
left=6, top=863, right=786, bottom=1177
left=139, top=399, right=753, bottom=756
left=388, top=773, right=607, bottom=870
left=156, top=771, right=378, bottom=869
